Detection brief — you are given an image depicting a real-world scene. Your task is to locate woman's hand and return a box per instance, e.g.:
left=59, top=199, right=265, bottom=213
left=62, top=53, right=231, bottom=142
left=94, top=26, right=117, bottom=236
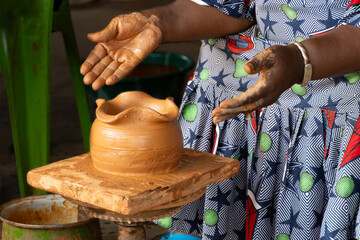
left=212, top=44, right=304, bottom=124
left=80, top=12, right=162, bottom=90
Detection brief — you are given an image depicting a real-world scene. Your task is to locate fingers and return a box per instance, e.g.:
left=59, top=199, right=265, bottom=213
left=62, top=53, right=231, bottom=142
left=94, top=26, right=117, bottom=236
left=106, top=62, right=134, bottom=85
left=221, top=80, right=266, bottom=108
left=212, top=106, right=252, bottom=124
left=211, top=82, right=271, bottom=124
left=106, top=48, right=143, bottom=85
left=212, top=98, right=260, bottom=122
left=90, top=61, right=135, bottom=90
left=80, top=44, right=107, bottom=75
left=84, top=57, right=119, bottom=90
left=212, top=100, right=262, bottom=124
left=83, top=56, right=136, bottom=90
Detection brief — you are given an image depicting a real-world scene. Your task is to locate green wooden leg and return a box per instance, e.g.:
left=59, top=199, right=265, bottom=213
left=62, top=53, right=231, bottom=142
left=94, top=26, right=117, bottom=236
left=0, top=0, right=54, bottom=196
left=60, top=15, right=92, bottom=152
left=53, top=0, right=91, bottom=152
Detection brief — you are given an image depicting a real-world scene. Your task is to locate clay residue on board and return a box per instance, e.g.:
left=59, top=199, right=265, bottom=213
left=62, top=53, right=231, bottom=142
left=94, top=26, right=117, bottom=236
left=27, top=148, right=239, bottom=215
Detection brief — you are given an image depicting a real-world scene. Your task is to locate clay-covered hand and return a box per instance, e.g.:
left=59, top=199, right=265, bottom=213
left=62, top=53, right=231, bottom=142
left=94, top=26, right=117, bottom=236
left=212, top=44, right=304, bottom=124
left=80, top=12, right=162, bottom=90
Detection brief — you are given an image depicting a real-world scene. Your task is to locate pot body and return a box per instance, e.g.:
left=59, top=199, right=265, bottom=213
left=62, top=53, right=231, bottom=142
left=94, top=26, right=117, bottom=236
left=0, top=194, right=102, bottom=240
left=90, top=118, right=183, bottom=174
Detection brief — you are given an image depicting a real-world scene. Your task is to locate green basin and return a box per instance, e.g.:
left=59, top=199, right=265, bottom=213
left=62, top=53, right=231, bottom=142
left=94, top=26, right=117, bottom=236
left=0, top=194, right=101, bottom=240
left=86, top=51, right=194, bottom=106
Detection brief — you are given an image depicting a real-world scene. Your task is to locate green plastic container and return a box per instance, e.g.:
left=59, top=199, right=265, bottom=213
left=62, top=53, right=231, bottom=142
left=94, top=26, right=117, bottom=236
left=0, top=194, right=102, bottom=240
left=86, top=51, right=194, bottom=106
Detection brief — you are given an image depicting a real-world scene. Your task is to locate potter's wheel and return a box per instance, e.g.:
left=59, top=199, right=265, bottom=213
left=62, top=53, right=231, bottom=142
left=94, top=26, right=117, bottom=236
left=64, top=187, right=205, bottom=224
left=27, top=148, right=240, bottom=239
left=27, top=148, right=239, bottom=215
left=75, top=197, right=182, bottom=240
left=63, top=197, right=182, bottom=240
left=79, top=204, right=181, bottom=224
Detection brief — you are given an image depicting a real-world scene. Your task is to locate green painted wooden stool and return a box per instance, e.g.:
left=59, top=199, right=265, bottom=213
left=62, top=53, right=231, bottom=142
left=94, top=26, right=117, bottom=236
left=0, top=0, right=92, bottom=196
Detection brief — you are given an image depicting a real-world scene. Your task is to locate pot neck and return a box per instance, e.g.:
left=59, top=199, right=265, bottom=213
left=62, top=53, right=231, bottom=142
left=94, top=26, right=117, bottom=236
left=94, top=92, right=179, bottom=125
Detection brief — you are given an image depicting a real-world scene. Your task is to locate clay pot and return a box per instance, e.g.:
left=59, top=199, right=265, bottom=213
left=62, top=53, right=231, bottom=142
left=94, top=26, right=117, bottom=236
left=90, top=91, right=183, bottom=175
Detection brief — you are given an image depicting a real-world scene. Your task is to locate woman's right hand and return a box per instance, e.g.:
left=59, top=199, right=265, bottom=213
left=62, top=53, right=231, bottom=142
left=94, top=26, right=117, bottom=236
left=80, top=12, right=162, bottom=90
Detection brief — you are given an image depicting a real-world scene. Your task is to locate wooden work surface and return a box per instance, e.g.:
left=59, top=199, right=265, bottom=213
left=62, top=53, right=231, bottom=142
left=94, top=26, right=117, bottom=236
left=27, top=148, right=240, bottom=215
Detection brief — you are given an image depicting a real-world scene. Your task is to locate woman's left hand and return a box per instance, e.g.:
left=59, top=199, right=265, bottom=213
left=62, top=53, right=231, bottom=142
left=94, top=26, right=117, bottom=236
left=212, top=44, right=305, bottom=124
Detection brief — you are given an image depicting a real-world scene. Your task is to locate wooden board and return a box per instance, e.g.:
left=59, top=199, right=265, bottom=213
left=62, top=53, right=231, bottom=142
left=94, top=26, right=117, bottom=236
left=27, top=149, right=240, bottom=215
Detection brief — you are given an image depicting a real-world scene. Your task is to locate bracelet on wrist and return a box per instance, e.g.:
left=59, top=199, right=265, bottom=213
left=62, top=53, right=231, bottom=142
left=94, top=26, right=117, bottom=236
left=290, top=41, right=313, bottom=87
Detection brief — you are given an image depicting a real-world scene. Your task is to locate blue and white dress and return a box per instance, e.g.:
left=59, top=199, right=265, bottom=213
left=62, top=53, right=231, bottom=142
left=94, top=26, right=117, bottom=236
left=158, top=0, right=360, bottom=239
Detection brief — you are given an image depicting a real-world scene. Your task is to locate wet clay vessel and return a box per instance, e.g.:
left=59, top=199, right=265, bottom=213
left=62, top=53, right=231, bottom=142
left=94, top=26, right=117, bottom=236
left=90, top=91, right=183, bottom=175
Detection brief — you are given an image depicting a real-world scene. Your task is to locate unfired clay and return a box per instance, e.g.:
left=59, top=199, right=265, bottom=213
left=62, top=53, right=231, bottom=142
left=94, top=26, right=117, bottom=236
left=27, top=149, right=240, bottom=215
left=90, top=91, right=183, bottom=175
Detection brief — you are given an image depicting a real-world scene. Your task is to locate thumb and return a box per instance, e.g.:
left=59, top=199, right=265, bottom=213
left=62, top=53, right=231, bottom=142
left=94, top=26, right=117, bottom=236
left=244, top=60, right=260, bottom=75
left=87, top=18, right=119, bottom=43
left=244, top=48, right=275, bottom=75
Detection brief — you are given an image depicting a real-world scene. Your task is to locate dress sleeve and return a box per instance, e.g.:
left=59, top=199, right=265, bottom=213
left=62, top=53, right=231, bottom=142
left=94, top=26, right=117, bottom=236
left=191, top=0, right=255, bottom=21
left=337, top=1, right=360, bottom=27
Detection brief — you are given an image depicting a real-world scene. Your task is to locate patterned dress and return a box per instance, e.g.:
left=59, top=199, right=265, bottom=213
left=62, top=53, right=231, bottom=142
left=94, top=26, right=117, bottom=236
left=157, top=0, right=360, bottom=239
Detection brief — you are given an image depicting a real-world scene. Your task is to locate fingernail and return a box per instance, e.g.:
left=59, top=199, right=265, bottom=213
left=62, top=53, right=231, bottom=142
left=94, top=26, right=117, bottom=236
left=244, top=62, right=254, bottom=74
left=83, top=73, right=95, bottom=85
left=80, top=66, right=87, bottom=75
left=83, top=76, right=90, bottom=84
left=87, top=32, right=97, bottom=41
left=105, top=79, right=113, bottom=85
left=92, top=83, right=101, bottom=91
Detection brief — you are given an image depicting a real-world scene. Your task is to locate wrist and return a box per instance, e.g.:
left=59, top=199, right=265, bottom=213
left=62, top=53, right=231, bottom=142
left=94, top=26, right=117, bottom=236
left=289, top=41, right=313, bottom=87
left=137, top=10, right=163, bottom=44
left=141, top=7, right=170, bottom=44
left=285, top=43, right=305, bottom=85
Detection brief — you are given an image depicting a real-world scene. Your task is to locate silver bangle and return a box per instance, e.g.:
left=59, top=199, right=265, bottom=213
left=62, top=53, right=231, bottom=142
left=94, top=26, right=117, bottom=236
left=290, top=41, right=313, bottom=87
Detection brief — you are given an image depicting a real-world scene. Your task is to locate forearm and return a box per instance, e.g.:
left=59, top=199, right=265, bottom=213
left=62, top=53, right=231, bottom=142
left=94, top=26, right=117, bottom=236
left=301, top=24, right=360, bottom=80
left=142, top=0, right=255, bottom=43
